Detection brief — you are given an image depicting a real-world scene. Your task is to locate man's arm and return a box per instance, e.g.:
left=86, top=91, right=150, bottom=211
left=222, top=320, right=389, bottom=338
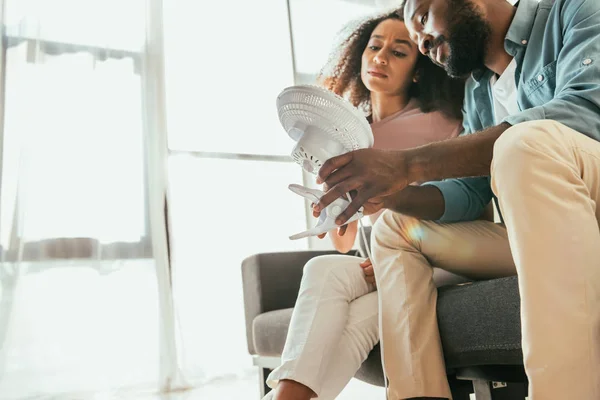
left=406, top=123, right=510, bottom=183
left=315, top=123, right=510, bottom=224
left=383, top=176, right=494, bottom=222
left=383, top=185, right=446, bottom=220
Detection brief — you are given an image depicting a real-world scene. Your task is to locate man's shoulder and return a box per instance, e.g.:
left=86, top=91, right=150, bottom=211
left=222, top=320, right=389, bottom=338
left=547, top=0, right=600, bottom=22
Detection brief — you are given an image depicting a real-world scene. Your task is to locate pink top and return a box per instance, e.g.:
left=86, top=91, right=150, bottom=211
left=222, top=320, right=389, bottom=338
left=368, top=99, right=462, bottom=223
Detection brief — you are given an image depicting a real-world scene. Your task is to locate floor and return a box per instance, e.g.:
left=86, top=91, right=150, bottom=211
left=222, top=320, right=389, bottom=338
left=128, top=374, right=384, bottom=400
left=0, top=258, right=385, bottom=400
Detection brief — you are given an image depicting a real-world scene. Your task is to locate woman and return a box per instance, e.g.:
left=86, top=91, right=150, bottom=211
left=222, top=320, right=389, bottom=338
left=264, top=10, right=465, bottom=400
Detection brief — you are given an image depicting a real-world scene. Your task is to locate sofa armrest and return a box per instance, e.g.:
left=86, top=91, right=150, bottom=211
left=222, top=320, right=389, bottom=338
left=241, top=250, right=341, bottom=355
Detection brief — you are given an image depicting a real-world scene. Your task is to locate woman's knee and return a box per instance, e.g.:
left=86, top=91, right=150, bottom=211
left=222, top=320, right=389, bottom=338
left=302, top=255, right=367, bottom=290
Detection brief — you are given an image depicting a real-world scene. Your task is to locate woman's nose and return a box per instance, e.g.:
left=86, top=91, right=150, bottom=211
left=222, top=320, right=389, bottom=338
left=374, top=51, right=388, bottom=65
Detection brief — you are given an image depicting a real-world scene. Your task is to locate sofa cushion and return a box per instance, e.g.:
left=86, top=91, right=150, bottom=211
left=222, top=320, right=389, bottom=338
left=252, top=275, right=523, bottom=385
left=437, top=276, right=523, bottom=368
left=253, top=309, right=293, bottom=357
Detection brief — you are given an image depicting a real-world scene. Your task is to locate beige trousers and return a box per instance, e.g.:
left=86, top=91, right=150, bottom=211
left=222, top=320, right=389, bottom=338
left=371, top=120, right=600, bottom=400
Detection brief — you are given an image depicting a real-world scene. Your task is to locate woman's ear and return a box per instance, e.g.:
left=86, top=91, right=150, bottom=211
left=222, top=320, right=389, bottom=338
left=413, top=71, right=420, bottom=83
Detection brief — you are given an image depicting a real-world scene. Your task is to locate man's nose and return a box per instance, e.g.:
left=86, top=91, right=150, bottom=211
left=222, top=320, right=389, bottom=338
left=417, top=34, right=433, bottom=56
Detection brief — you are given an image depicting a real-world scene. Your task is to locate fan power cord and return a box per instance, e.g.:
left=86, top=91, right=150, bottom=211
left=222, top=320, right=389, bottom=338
left=344, top=193, right=388, bottom=399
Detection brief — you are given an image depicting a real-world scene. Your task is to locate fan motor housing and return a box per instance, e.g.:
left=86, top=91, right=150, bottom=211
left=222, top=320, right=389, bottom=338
left=291, top=126, right=345, bottom=174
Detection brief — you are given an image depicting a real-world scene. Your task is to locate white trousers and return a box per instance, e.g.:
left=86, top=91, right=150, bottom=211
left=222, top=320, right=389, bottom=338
left=266, top=254, right=379, bottom=399
left=266, top=254, right=467, bottom=399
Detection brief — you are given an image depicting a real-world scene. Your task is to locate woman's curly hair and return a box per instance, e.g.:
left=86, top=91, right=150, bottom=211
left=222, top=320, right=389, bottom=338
left=318, top=9, right=465, bottom=120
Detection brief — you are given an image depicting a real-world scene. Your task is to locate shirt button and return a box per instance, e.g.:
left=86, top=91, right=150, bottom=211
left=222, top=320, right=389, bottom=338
left=521, top=39, right=528, bottom=45
left=583, top=58, right=593, bottom=65
left=537, top=74, right=544, bottom=82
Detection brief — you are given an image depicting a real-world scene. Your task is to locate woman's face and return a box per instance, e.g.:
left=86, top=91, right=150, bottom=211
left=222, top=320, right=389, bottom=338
left=361, top=18, right=420, bottom=96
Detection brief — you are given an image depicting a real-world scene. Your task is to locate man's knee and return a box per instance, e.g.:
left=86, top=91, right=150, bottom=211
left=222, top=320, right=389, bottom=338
left=371, top=210, right=424, bottom=272
left=372, top=210, right=422, bottom=250
left=492, top=120, right=568, bottom=192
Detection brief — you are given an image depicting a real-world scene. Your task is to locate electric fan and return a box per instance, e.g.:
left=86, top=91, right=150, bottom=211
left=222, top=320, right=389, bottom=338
left=277, top=85, right=389, bottom=398
left=276, top=85, right=374, bottom=240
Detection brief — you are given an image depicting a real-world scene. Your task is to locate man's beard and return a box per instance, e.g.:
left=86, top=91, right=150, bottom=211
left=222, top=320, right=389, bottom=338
left=441, top=0, right=492, bottom=78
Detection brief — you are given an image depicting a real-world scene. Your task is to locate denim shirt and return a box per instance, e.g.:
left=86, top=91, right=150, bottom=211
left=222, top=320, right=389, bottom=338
left=426, top=0, right=600, bottom=223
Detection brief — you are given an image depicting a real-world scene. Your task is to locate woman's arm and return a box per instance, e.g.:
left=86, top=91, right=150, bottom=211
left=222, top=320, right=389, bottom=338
left=328, top=219, right=359, bottom=254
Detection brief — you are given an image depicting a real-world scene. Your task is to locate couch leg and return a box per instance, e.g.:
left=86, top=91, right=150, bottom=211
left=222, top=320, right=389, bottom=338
left=259, top=367, right=271, bottom=398
left=472, top=379, right=493, bottom=400
left=448, top=374, right=474, bottom=400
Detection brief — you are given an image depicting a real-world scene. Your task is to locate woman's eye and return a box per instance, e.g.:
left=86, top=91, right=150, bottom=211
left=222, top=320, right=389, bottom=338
left=420, top=13, right=428, bottom=26
left=392, top=51, right=406, bottom=57
left=369, top=45, right=380, bottom=51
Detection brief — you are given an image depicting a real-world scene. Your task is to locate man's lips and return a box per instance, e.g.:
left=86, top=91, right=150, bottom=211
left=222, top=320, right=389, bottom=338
left=430, top=42, right=446, bottom=65
left=436, top=45, right=443, bottom=64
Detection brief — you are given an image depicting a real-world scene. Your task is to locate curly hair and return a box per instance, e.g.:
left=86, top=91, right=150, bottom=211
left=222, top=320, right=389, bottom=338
left=318, top=9, right=465, bottom=120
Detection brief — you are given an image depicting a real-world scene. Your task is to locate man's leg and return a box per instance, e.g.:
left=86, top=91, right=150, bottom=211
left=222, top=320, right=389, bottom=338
left=371, top=212, right=516, bottom=400
left=491, top=120, right=600, bottom=400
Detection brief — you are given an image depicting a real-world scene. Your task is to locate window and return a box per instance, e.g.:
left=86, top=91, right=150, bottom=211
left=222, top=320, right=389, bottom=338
left=1, top=0, right=150, bottom=260
left=0, top=1, right=164, bottom=397
left=162, top=0, right=308, bottom=393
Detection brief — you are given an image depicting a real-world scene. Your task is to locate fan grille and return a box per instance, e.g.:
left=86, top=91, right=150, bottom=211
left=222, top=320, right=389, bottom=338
left=277, top=85, right=373, bottom=152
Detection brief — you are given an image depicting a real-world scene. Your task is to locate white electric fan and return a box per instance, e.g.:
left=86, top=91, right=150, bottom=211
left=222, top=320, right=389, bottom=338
left=276, top=84, right=374, bottom=241
left=277, top=85, right=390, bottom=398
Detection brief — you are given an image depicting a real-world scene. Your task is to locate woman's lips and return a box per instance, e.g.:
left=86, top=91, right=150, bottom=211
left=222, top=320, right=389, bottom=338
left=368, top=70, right=387, bottom=78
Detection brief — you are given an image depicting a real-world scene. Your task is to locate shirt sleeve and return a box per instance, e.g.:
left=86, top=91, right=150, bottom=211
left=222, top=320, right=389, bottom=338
left=504, top=0, right=600, bottom=141
left=422, top=177, right=493, bottom=223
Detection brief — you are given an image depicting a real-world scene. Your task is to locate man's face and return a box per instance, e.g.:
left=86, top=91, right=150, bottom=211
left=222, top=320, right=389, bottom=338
left=403, top=0, right=492, bottom=78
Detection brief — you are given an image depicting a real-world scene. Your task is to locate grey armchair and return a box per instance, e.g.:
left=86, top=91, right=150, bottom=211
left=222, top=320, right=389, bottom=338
left=242, top=228, right=528, bottom=399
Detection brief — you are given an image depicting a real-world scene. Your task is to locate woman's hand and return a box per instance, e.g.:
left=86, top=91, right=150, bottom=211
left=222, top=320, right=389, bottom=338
left=312, top=203, right=350, bottom=239
left=362, top=197, right=385, bottom=216
left=360, top=258, right=376, bottom=286
left=312, top=183, right=384, bottom=239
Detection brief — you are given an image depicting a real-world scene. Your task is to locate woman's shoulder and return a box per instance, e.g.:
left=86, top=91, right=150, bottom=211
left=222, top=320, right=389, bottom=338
left=420, top=109, right=463, bottom=138
left=371, top=104, right=462, bottom=150
left=381, top=103, right=462, bottom=136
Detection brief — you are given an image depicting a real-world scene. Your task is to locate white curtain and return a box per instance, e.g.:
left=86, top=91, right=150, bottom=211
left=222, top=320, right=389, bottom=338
left=162, top=0, right=382, bottom=398
left=0, top=0, right=181, bottom=398
left=0, top=0, right=393, bottom=398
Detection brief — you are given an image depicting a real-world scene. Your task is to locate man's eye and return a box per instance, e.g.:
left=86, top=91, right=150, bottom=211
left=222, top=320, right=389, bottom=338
left=420, top=13, right=428, bottom=26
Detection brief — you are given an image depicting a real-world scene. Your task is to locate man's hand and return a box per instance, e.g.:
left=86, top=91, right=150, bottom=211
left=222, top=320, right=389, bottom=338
left=360, top=258, right=376, bottom=286
left=314, top=149, right=411, bottom=225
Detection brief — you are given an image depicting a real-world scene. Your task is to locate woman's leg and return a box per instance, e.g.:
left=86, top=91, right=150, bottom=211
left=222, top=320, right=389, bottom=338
left=313, top=291, right=379, bottom=399
left=266, top=254, right=376, bottom=399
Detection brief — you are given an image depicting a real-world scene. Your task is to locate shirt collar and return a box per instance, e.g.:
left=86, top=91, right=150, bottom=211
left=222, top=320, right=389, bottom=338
left=504, top=0, right=540, bottom=53
left=471, top=0, right=539, bottom=82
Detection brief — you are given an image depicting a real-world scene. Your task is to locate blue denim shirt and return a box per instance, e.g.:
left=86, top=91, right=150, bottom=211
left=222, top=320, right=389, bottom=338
left=425, top=0, right=600, bottom=222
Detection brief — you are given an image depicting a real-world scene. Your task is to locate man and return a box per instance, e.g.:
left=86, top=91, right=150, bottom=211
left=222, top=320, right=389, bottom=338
left=311, top=0, right=600, bottom=399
